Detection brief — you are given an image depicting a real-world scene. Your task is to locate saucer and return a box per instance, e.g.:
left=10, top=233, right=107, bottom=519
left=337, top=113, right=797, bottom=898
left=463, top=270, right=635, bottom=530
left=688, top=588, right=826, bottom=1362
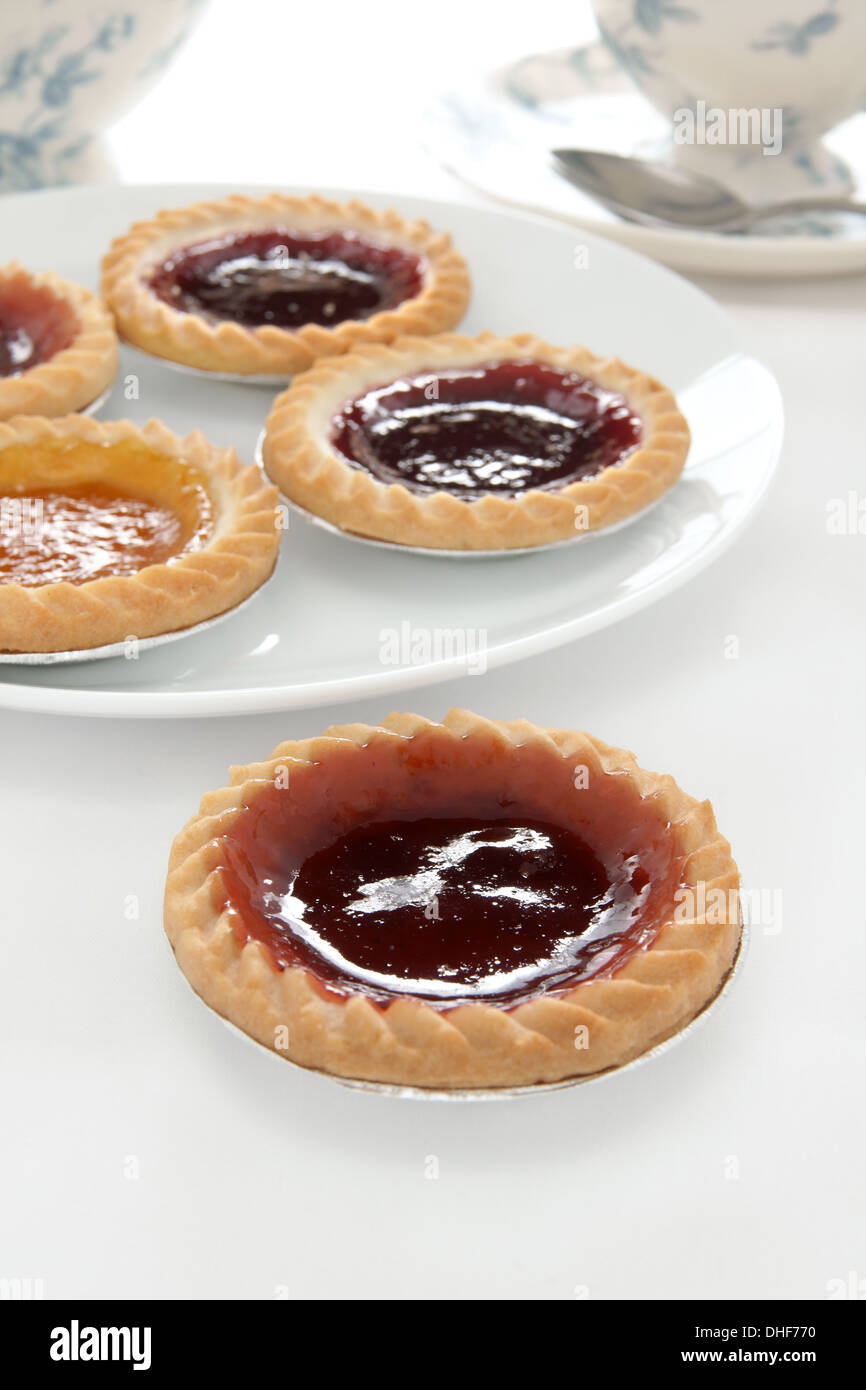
left=426, top=41, right=866, bottom=277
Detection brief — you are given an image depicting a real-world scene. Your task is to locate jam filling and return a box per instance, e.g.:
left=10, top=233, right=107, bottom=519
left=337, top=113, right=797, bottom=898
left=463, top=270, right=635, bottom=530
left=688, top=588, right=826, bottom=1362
left=0, top=275, right=78, bottom=377
left=0, top=439, right=212, bottom=586
left=148, top=228, right=425, bottom=329
left=219, top=731, right=683, bottom=1008
left=330, top=360, right=643, bottom=499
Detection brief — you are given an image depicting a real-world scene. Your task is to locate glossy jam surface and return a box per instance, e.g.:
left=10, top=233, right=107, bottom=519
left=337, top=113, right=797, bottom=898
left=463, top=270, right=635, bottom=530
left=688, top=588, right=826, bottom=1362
left=148, top=228, right=424, bottom=329
left=219, top=731, right=683, bottom=1008
left=0, top=438, right=212, bottom=586
left=331, top=360, right=643, bottom=499
left=0, top=275, right=78, bottom=377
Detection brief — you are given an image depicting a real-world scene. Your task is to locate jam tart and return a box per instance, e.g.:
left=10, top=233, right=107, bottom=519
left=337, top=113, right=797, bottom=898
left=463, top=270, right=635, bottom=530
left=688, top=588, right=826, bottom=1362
left=164, top=710, right=740, bottom=1090
left=261, top=331, right=690, bottom=549
left=0, top=263, right=117, bottom=419
left=0, top=415, right=280, bottom=653
left=100, top=194, right=471, bottom=377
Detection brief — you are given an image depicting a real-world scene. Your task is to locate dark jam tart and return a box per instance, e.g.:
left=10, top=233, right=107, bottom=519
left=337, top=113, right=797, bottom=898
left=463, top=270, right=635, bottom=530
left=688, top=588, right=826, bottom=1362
left=148, top=229, right=425, bottom=330
left=218, top=727, right=680, bottom=1009
left=0, top=265, right=118, bottom=420
left=0, top=273, right=78, bottom=377
left=261, top=333, right=691, bottom=551
left=100, top=194, right=471, bottom=376
left=222, top=807, right=663, bottom=1007
left=330, top=360, right=643, bottom=499
left=164, top=713, right=740, bottom=1088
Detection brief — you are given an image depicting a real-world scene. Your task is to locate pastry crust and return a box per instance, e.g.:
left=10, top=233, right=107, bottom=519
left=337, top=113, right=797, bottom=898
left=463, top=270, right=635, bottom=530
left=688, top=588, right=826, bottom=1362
left=100, top=193, right=471, bottom=377
left=261, top=331, right=691, bottom=549
left=0, top=414, right=280, bottom=653
left=164, top=710, right=740, bottom=1090
left=0, top=264, right=117, bottom=419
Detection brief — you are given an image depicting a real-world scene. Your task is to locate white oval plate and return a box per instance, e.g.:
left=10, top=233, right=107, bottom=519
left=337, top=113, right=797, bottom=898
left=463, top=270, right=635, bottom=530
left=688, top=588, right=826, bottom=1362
left=0, top=183, right=783, bottom=718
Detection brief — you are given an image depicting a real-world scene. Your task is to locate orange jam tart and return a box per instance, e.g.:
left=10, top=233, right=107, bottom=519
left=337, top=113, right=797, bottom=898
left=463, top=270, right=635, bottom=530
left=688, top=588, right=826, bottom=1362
left=0, top=438, right=212, bottom=587
left=0, top=417, right=279, bottom=655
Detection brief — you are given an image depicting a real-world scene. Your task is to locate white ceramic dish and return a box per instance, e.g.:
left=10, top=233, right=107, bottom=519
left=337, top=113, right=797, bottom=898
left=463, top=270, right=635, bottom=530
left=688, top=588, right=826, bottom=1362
left=0, top=182, right=783, bottom=718
left=426, top=40, right=866, bottom=278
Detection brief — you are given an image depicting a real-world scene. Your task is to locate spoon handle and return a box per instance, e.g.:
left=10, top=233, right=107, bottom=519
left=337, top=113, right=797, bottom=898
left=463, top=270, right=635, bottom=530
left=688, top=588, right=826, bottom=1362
left=745, top=196, right=866, bottom=227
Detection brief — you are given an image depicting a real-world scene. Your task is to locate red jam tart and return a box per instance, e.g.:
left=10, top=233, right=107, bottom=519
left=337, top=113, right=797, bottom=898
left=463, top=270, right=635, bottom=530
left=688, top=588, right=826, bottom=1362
left=0, top=276, right=77, bottom=374
left=0, top=416, right=279, bottom=654
left=148, top=229, right=425, bottom=330
left=101, top=194, right=471, bottom=377
left=330, top=360, right=643, bottom=499
left=0, top=264, right=117, bottom=419
left=164, top=711, right=741, bottom=1089
left=262, top=332, right=691, bottom=550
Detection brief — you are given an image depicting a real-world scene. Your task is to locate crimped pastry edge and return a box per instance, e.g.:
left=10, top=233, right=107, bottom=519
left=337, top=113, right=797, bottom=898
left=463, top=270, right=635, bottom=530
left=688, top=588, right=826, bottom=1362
left=0, top=263, right=118, bottom=419
left=164, top=709, right=740, bottom=1089
left=261, top=331, right=691, bottom=549
left=100, top=193, right=471, bottom=376
left=0, top=413, right=280, bottom=652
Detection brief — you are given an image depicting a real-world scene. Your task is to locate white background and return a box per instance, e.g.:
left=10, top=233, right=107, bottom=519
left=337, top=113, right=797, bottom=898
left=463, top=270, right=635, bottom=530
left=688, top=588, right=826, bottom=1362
left=1, top=1, right=865, bottom=1300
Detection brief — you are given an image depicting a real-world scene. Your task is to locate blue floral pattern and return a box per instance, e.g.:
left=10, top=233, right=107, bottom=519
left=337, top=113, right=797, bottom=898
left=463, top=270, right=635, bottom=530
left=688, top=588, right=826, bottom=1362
left=590, top=0, right=863, bottom=195
left=632, top=1, right=698, bottom=36
left=0, top=4, right=204, bottom=190
left=752, top=8, right=839, bottom=55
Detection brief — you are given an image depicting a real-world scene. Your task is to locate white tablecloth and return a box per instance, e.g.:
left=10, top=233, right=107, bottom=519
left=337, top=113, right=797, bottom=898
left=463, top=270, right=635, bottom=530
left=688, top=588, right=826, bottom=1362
left=2, top=0, right=863, bottom=1300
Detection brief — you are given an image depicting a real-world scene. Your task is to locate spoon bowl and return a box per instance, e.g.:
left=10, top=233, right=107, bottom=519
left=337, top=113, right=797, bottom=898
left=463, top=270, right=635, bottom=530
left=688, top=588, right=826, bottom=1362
left=552, top=149, right=866, bottom=233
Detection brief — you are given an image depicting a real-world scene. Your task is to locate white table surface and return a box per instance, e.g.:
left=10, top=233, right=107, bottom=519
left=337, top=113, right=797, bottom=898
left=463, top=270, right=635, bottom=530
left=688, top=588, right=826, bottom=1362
left=2, top=1, right=864, bottom=1302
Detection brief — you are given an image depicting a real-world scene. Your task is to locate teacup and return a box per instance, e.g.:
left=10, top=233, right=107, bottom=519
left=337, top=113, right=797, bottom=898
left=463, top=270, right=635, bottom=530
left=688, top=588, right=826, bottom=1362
left=591, top=0, right=866, bottom=201
left=0, top=0, right=210, bottom=192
